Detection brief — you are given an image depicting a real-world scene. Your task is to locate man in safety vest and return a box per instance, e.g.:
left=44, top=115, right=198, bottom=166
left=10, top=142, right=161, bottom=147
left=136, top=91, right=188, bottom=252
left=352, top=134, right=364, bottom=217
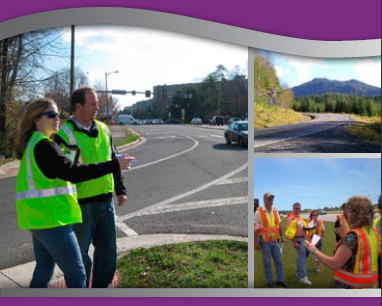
left=335, top=203, right=350, bottom=243
left=286, top=202, right=312, bottom=285
left=254, top=192, right=289, bottom=288
left=55, top=87, right=128, bottom=288
left=375, top=196, right=381, bottom=288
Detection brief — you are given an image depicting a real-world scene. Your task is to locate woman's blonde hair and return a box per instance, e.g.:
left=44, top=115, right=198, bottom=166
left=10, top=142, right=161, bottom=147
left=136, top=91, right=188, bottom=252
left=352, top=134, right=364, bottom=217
left=345, top=195, right=374, bottom=229
left=14, top=99, right=56, bottom=160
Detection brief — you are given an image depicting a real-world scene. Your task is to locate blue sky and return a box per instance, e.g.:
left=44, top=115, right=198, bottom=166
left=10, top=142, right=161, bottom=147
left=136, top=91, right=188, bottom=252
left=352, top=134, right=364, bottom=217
left=59, top=25, right=248, bottom=109
left=254, top=158, right=381, bottom=211
left=259, top=50, right=381, bottom=88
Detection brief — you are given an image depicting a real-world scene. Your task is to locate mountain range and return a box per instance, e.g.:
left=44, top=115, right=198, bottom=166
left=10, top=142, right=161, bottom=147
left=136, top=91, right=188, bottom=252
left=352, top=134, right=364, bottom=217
left=292, top=78, right=381, bottom=97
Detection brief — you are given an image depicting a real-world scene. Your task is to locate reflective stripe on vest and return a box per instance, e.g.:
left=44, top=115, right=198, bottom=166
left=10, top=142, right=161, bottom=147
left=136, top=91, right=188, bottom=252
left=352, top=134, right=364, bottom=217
left=374, top=217, right=381, bottom=243
left=61, top=124, right=83, bottom=163
left=16, top=186, right=77, bottom=200
left=257, top=207, right=280, bottom=243
left=285, top=214, right=307, bottom=240
left=334, top=227, right=379, bottom=288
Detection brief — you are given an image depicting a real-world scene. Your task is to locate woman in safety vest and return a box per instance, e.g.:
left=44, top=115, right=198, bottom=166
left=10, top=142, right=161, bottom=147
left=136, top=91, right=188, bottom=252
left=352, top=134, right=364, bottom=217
left=304, top=196, right=381, bottom=289
left=14, top=99, right=134, bottom=288
left=305, top=211, right=326, bottom=273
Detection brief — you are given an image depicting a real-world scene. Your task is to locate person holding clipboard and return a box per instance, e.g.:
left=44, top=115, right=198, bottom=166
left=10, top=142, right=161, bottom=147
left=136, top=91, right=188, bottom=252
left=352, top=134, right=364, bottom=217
left=14, top=98, right=135, bottom=288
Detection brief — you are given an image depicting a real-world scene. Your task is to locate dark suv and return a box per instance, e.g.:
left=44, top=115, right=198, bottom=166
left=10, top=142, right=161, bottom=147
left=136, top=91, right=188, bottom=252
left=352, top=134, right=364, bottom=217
left=211, top=116, right=224, bottom=126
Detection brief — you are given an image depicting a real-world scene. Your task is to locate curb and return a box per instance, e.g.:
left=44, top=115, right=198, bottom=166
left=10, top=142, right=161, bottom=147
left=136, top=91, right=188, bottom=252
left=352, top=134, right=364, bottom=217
left=0, top=234, right=247, bottom=288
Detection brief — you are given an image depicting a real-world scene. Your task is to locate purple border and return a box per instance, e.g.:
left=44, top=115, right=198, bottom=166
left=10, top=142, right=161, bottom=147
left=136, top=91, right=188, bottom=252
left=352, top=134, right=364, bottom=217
left=0, top=0, right=381, bottom=40
left=1, top=297, right=381, bottom=305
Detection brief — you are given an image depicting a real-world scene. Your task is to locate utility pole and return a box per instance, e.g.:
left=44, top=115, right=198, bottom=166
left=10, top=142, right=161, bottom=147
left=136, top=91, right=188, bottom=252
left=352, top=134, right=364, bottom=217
left=70, top=25, right=75, bottom=114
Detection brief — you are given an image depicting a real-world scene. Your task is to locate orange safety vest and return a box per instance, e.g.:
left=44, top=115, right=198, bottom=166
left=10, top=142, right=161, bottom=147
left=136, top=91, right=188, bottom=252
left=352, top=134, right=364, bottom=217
left=307, top=219, right=323, bottom=242
left=337, top=213, right=350, bottom=238
left=334, top=227, right=380, bottom=289
left=257, top=207, right=280, bottom=243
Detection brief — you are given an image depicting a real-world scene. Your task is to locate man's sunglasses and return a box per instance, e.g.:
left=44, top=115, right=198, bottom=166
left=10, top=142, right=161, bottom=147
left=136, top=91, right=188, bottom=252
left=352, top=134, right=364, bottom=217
left=40, top=111, right=61, bottom=119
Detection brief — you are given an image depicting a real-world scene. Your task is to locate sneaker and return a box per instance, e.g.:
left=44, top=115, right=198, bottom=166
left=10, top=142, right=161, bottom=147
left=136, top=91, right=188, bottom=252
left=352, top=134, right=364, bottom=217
left=300, top=276, right=312, bottom=285
left=315, top=267, right=320, bottom=273
left=277, top=281, right=290, bottom=288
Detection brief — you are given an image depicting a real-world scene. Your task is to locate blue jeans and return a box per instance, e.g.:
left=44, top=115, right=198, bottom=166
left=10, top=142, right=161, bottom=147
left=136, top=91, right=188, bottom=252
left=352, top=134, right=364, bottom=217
left=260, top=238, right=284, bottom=284
left=295, top=238, right=308, bottom=278
left=30, top=225, right=86, bottom=288
left=72, top=198, right=117, bottom=288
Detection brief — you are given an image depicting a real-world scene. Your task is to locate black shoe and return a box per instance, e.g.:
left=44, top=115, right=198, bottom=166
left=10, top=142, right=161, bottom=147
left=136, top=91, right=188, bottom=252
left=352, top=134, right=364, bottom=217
left=277, top=282, right=290, bottom=288
left=267, top=283, right=275, bottom=288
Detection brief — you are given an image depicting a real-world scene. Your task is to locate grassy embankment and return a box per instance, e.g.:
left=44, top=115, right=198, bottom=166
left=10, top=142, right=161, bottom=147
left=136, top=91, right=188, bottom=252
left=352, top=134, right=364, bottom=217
left=117, top=240, right=248, bottom=288
left=115, top=128, right=139, bottom=147
left=254, top=103, right=310, bottom=129
left=254, top=218, right=337, bottom=288
left=345, top=115, right=381, bottom=144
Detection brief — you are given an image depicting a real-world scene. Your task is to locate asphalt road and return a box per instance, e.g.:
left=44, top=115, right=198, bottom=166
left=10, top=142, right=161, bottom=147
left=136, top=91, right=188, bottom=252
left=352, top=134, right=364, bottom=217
left=254, top=113, right=380, bottom=153
left=0, top=125, right=248, bottom=269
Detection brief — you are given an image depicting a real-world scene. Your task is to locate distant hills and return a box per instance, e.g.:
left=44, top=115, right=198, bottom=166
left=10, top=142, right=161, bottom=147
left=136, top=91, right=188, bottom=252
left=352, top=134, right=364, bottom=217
left=292, top=78, right=381, bottom=97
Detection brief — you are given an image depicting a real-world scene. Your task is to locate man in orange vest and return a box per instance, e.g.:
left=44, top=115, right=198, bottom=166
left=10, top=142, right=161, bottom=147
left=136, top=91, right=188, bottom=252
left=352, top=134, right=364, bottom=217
left=335, top=203, right=350, bottom=243
left=286, top=202, right=311, bottom=285
left=255, top=192, right=288, bottom=288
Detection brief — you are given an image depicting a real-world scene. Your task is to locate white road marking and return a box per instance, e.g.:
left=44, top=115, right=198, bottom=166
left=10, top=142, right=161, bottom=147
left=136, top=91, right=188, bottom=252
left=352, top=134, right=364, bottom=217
left=119, top=162, right=248, bottom=220
left=217, top=177, right=248, bottom=185
left=211, top=135, right=224, bottom=138
left=254, top=118, right=349, bottom=149
left=116, top=218, right=139, bottom=237
left=126, top=196, right=248, bottom=218
left=156, top=136, right=176, bottom=139
left=123, top=131, right=199, bottom=172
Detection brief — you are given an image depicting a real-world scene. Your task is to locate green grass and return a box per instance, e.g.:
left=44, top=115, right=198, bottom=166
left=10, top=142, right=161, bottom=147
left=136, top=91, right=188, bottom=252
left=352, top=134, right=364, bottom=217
left=115, top=128, right=139, bottom=147
left=254, top=103, right=310, bottom=129
left=254, top=218, right=337, bottom=288
left=117, top=240, right=248, bottom=288
left=345, top=115, right=381, bottom=144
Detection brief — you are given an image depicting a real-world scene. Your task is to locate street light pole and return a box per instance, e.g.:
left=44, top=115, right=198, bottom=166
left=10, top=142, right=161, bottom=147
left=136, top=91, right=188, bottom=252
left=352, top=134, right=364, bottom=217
left=105, top=70, right=119, bottom=125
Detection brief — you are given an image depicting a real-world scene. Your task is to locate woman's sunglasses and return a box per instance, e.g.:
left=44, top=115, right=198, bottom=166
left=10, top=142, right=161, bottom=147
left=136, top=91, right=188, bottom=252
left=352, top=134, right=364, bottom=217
left=40, top=111, right=61, bottom=119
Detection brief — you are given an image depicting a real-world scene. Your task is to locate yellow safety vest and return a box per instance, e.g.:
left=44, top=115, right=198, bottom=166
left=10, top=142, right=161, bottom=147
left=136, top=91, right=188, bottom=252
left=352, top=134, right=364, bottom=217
left=285, top=213, right=307, bottom=240
left=334, top=227, right=380, bottom=289
left=15, top=132, right=81, bottom=230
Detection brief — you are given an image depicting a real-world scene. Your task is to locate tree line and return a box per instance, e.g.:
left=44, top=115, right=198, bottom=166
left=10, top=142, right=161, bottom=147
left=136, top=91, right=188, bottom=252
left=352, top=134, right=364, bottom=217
left=293, top=93, right=381, bottom=117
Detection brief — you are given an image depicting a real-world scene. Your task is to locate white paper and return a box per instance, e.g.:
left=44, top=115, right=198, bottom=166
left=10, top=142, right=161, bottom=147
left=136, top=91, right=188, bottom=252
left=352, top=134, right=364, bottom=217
left=312, top=234, right=321, bottom=246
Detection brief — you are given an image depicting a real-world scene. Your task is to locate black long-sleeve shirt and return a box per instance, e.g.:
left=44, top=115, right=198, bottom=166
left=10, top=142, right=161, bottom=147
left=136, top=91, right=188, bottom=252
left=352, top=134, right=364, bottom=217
left=51, top=119, right=127, bottom=204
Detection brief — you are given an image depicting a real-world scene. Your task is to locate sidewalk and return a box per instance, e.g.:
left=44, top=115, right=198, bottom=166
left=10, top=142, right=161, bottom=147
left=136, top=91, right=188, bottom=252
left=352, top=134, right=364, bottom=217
left=0, top=234, right=247, bottom=288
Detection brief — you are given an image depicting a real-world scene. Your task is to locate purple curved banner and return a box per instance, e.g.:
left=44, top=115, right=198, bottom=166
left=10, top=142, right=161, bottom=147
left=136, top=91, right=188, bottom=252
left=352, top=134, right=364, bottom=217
left=0, top=0, right=381, bottom=40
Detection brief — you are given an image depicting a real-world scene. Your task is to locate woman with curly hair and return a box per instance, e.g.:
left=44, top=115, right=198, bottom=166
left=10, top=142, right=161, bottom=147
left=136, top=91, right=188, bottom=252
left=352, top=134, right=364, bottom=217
left=304, top=196, right=380, bottom=289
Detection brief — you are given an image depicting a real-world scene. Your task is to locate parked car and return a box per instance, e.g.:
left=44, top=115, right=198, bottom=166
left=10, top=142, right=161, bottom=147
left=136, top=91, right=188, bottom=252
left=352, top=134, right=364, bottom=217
left=116, top=114, right=136, bottom=125
left=191, top=118, right=203, bottom=125
left=228, top=117, right=241, bottom=124
left=166, top=118, right=182, bottom=124
left=224, top=121, right=248, bottom=147
left=152, top=119, right=164, bottom=124
left=318, top=210, right=327, bottom=215
left=211, top=116, right=224, bottom=126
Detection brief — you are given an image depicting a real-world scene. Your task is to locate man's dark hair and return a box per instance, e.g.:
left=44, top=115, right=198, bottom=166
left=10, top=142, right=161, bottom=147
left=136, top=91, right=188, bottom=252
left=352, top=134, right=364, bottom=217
left=70, top=87, right=96, bottom=113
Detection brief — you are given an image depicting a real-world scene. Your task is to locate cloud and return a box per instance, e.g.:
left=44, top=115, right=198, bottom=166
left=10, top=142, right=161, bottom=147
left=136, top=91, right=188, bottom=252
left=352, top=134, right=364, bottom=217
left=274, top=66, right=292, bottom=78
left=354, top=58, right=381, bottom=87
left=277, top=54, right=325, bottom=84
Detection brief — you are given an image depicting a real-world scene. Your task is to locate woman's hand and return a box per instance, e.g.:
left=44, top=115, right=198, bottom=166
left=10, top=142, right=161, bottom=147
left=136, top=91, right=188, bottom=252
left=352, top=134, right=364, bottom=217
left=116, top=155, right=136, bottom=170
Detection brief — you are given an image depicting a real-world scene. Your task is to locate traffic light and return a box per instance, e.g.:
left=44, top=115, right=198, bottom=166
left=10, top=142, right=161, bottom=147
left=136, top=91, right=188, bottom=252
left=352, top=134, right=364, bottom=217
left=145, top=90, right=151, bottom=98
left=164, top=89, right=168, bottom=99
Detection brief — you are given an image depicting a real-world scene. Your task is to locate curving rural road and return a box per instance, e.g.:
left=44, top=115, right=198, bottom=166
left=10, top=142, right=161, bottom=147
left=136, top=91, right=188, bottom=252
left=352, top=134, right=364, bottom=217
left=254, top=113, right=381, bottom=153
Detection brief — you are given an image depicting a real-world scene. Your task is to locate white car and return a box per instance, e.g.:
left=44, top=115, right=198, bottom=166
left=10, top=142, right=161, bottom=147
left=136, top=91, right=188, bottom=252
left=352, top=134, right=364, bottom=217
left=191, top=118, right=203, bottom=125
